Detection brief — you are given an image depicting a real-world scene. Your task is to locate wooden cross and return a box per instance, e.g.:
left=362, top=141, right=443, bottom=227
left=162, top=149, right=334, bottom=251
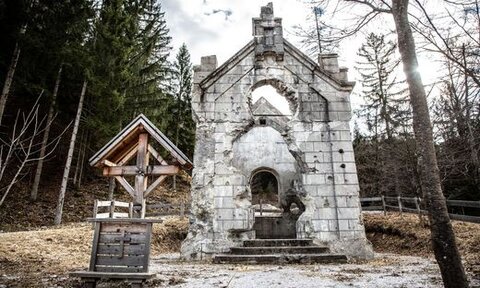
left=101, top=129, right=180, bottom=211
left=114, top=229, right=131, bottom=258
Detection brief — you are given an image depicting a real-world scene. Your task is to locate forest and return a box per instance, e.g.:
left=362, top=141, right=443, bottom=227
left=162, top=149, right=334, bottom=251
left=1, top=0, right=477, bottom=217
left=305, top=1, right=480, bottom=202
left=0, top=0, right=195, bottom=223
left=0, top=0, right=478, bottom=223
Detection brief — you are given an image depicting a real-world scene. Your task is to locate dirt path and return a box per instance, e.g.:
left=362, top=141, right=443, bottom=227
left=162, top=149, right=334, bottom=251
left=147, top=253, right=466, bottom=288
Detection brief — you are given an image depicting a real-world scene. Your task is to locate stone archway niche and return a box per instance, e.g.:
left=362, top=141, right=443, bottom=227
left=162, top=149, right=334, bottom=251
left=250, top=169, right=279, bottom=207
left=181, top=2, right=373, bottom=260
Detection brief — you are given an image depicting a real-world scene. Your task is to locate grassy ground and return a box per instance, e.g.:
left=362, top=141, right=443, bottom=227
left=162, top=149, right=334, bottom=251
left=1, top=212, right=479, bottom=287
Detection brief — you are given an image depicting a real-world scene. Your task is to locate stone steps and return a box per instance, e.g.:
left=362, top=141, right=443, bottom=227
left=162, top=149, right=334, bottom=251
left=212, top=238, right=348, bottom=264
left=212, top=253, right=347, bottom=264
left=242, top=239, right=313, bottom=247
left=230, top=246, right=329, bottom=255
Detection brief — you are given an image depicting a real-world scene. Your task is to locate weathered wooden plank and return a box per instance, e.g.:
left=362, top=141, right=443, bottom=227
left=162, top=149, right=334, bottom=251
left=98, top=233, right=147, bottom=244
left=97, top=244, right=146, bottom=255
left=102, top=160, right=117, bottom=167
left=100, top=223, right=147, bottom=233
left=360, top=197, right=382, bottom=202
left=114, top=201, right=130, bottom=208
left=447, top=200, right=480, bottom=208
left=87, top=218, right=162, bottom=223
left=71, top=271, right=154, bottom=279
left=94, top=266, right=141, bottom=273
left=96, top=200, right=112, bottom=207
left=89, top=223, right=101, bottom=271
left=112, top=212, right=129, bottom=218
left=361, top=206, right=383, bottom=211
left=118, top=143, right=139, bottom=166
left=114, top=176, right=135, bottom=197
left=94, top=266, right=144, bottom=273
left=143, top=223, right=152, bottom=272
left=104, top=165, right=179, bottom=176
left=93, top=200, right=99, bottom=220
left=96, top=213, right=110, bottom=219
left=96, top=255, right=145, bottom=266
left=147, top=145, right=168, bottom=165
left=449, top=213, right=480, bottom=223
left=134, top=133, right=148, bottom=207
left=144, top=175, right=167, bottom=197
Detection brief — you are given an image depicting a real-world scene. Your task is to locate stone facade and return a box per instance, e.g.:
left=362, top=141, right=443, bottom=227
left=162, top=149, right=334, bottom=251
left=181, top=3, right=373, bottom=259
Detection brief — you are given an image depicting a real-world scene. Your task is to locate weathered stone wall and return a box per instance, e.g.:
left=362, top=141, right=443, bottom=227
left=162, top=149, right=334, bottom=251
left=181, top=3, right=373, bottom=260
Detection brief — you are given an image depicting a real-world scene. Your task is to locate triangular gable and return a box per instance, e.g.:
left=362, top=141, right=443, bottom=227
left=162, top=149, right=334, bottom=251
left=89, top=114, right=193, bottom=169
left=252, top=97, right=285, bottom=116
left=198, top=39, right=354, bottom=92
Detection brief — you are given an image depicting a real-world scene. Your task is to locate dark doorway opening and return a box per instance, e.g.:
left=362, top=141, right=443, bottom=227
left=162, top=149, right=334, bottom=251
left=250, top=169, right=297, bottom=239
left=251, top=171, right=279, bottom=207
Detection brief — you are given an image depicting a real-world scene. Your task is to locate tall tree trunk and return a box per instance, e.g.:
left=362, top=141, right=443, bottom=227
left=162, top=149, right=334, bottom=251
left=31, top=64, right=63, bottom=201
left=54, top=79, right=87, bottom=225
left=0, top=33, right=24, bottom=126
left=73, top=128, right=85, bottom=187
left=391, top=1, right=468, bottom=286
left=76, top=131, right=88, bottom=189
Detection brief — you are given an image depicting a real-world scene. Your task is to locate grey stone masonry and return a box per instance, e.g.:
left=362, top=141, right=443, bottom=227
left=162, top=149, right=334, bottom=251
left=181, top=2, right=373, bottom=260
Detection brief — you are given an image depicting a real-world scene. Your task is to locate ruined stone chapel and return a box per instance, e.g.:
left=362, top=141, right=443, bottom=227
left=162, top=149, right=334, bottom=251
left=181, top=3, right=373, bottom=261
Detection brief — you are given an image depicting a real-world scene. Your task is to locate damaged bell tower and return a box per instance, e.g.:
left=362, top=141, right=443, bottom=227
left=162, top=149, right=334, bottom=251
left=181, top=3, right=373, bottom=260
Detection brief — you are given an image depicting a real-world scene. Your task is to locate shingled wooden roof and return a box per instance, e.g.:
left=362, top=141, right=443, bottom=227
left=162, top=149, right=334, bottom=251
left=89, top=114, right=193, bottom=170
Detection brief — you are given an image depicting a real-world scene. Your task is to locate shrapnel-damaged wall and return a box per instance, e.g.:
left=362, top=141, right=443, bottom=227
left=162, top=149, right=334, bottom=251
left=181, top=2, right=373, bottom=260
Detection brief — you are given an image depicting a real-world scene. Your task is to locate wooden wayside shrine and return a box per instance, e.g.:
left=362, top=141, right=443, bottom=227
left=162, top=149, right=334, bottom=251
left=71, top=114, right=193, bottom=288
left=89, top=113, right=193, bottom=215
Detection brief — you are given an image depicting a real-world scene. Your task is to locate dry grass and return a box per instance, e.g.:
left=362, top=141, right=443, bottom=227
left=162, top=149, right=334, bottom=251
left=0, top=217, right=189, bottom=287
left=1, top=211, right=479, bottom=286
left=364, top=212, right=480, bottom=276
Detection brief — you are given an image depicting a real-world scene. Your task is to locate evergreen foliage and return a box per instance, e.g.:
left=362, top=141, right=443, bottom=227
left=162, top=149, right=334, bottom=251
left=171, top=43, right=195, bottom=158
left=356, top=33, right=409, bottom=139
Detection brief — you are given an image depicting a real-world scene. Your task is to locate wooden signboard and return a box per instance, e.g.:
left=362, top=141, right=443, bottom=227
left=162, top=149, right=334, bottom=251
left=71, top=218, right=161, bottom=288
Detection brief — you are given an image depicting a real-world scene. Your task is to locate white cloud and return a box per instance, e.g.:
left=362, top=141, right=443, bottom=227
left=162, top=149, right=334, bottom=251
left=163, top=0, right=312, bottom=64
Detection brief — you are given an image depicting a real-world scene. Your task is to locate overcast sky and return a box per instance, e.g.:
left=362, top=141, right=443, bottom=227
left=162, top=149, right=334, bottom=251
left=160, top=0, right=442, bottom=121
left=161, top=0, right=366, bottom=111
left=162, top=0, right=314, bottom=64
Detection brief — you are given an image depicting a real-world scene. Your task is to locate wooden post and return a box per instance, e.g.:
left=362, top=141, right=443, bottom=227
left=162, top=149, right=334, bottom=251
left=134, top=132, right=149, bottom=217
left=414, top=197, right=421, bottom=219
left=109, top=200, right=115, bottom=218
left=397, top=196, right=403, bottom=215
left=180, top=201, right=185, bottom=217
left=381, top=195, right=386, bottom=216
left=93, top=200, right=98, bottom=219
left=141, top=199, right=146, bottom=218
left=108, top=177, right=116, bottom=201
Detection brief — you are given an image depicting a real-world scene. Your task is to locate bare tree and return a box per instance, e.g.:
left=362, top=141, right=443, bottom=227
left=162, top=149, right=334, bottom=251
left=299, top=0, right=469, bottom=286
left=31, top=64, right=63, bottom=201
left=0, top=26, right=26, bottom=126
left=54, top=79, right=87, bottom=225
left=391, top=1, right=467, bottom=285
left=0, top=95, right=65, bottom=207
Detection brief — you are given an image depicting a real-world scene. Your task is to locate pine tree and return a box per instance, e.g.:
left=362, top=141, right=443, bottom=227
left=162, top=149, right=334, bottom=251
left=356, top=33, right=408, bottom=139
left=86, top=0, right=135, bottom=146
left=172, top=43, right=195, bottom=157
left=355, top=33, right=412, bottom=198
left=123, top=0, right=172, bottom=123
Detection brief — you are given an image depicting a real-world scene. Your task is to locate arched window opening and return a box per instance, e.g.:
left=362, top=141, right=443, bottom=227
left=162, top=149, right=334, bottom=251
left=251, top=85, right=292, bottom=118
